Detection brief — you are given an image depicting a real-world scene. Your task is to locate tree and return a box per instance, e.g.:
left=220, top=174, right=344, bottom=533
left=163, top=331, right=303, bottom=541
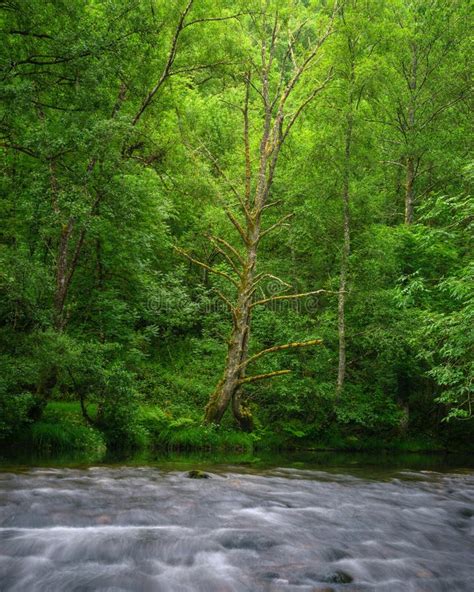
left=334, top=4, right=357, bottom=398
left=177, top=1, right=338, bottom=429
left=376, top=0, right=471, bottom=224
left=1, top=0, right=201, bottom=331
left=0, top=0, right=233, bottom=405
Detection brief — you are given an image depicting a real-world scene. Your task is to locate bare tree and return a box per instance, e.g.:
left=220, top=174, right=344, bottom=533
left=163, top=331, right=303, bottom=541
left=177, top=5, right=338, bottom=430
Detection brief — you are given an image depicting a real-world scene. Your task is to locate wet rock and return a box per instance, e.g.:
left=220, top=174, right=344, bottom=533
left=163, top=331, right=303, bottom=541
left=186, top=470, right=210, bottom=479
left=458, top=507, right=474, bottom=518
left=322, top=571, right=353, bottom=584
left=219, top=532, right=278, bottom=551
left=259, top=571, right=280, bottom=581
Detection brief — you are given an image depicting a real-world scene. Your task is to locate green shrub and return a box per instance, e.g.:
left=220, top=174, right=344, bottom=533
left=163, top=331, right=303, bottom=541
left=146, top=411, right=256, bottom=452
left=28, top=421, right=105, bottom=453
left=0, top=391, right=34, bottom=442
left=97, top=366, right=148, bottom=449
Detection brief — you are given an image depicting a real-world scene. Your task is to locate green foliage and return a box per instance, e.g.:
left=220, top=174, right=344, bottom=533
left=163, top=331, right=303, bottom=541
left=95, top=366, right=147, bottom=449
left=27, top=421, right=104, bottom=454
left=0, top=392, right=34, bottom=442
left=139, top=407, right=256, bottom=452
left=20, top=402, right=105, bottom=454
left=0, top=0, right=472, bottom=456
left=335, top=385, right=403, bottom=432
left=409, top=189, right=474, bottom=421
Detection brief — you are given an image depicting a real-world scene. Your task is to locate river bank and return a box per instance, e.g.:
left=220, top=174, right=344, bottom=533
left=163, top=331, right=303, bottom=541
left=2, top=401, right=473, bottom=460
left=2, top=400, right=471, bottom=463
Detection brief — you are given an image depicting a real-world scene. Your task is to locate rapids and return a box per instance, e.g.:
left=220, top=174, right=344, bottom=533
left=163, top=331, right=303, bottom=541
left=0, top=462, right=473, bottom=591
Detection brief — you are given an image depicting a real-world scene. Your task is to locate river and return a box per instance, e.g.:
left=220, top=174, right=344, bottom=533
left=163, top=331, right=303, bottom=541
left=0, top=452, right=473, bottom=591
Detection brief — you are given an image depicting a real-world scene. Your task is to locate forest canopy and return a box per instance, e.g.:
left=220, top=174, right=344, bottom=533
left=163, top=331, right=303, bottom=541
left=0, top=0, right=472, bottom=454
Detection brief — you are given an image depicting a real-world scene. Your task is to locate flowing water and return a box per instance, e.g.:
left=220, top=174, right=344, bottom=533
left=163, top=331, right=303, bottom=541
left=0, top=453, right=473, bottom=591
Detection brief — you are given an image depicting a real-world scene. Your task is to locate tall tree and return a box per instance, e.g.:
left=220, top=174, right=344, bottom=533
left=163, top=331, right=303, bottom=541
left=177, top=1, right=338, bottom=429
left=377, top=0, right=470, bottom=224
left=335, top=5, right=356, bottom=398
left=0, top=0, right=233, bottom=407
left=333, top=0, right=384, bottom=397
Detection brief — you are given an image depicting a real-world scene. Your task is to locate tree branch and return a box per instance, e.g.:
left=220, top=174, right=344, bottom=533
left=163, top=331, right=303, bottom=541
left=224, top=208, right=249, bottom=245
left=174, top=246, right=239, bottom=287
left=0, top=142, right=40, bottom=159
left=183, top=13, right=247, bottom=29
left=131, top=0, right=194, bottom=126
left=243, top=72, right=252, bottom=206
left=281, top=70, right=334, bottom=143
left=199, top=142, right=252, bottom=222
left=419, top=92, right=468, bottom=130
left=251, top=273, right=291, bottom=290
left=259, top=213, right=294, bottom=241
left=252, top=290, right=334, bottom=308
left=208, top=238, right=242, bottom=276
left=240, top=338, right=322, bottom=369
left=276, top=4, right=338, bottom=117
left=213, top=289, right=237, bottom=326
left=209, top=235, right=245, bottom=266
left=7, top=30, right=54, bottom=40
left=238, top=369, right=291, bottom=384
left=262, top=199, right=282, bottom=211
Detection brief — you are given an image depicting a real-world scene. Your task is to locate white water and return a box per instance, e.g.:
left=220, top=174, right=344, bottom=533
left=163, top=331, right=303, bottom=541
left=0, top=466, right=473, bottom=591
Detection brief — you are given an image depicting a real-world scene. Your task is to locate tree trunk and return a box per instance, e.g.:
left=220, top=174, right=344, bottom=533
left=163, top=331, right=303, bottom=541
left=205, top=224, right=260, bottom=429
left=336, top=111, right=353, bottom=399
left=53, top=220, right=74, bottom=331
left=405, top=155, right=415, bottom=224
left=404, top=44, right=417, bottom=225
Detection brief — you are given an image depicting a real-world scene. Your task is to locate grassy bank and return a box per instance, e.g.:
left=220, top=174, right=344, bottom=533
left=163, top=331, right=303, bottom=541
left=6, top=400, right=470, bottom=458
left=15, top=402, right=106, bottom=456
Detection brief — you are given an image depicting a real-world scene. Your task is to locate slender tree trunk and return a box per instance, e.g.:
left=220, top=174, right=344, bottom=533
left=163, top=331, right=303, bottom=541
left=405, top=155, right=415, bottom=224
left=404, top=44, right=417, bottom=225
left=96, top=237, right=106, bottom=343
left=54, top=221, right=74, bottom=330
left=336, top=111, right=353, bottom=399
left=52, top=220, right=87, bottom=331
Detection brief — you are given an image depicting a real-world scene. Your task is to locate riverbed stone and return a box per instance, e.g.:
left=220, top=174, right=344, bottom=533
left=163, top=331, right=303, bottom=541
left=186, top=470, right=210, bottom=479
left=322, top=570, right=353, bottom=584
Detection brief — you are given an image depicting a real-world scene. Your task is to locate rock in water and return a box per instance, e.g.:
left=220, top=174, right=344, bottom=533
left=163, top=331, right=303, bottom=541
left=186, top=470, right=211, bottom=479
left=322, top=571, right=353, bottom=584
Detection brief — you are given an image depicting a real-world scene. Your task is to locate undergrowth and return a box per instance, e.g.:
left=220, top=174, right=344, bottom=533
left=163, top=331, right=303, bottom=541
left=7, top=400, right=461, bottom=456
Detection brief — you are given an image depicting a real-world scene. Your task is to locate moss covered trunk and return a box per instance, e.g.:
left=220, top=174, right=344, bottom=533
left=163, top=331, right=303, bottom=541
left=205, top=223, right=260, bottom=430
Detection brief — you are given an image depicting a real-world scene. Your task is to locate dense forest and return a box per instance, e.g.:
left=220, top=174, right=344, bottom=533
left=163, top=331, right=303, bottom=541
left=1, top=0, right=472, bottom=456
